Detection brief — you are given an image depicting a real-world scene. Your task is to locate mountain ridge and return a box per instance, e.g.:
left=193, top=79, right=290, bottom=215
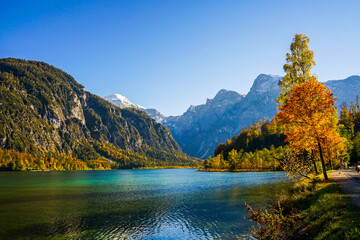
left=0, top=58, right=197, bottom=169
left=161, top=74, right=360, bottom=158
left=102, top=74, right=360, bottom=159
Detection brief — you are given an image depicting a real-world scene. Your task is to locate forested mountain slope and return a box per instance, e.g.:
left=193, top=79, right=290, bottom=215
left=0, top=58, right=197, bottom=170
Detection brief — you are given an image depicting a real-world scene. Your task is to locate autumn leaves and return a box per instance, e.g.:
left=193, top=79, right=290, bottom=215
left=276, top=34, right=346, bottom=180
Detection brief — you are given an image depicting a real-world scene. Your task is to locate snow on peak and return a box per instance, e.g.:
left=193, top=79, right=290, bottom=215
left=103, top=94, right=145, bottom=110
left=103, top=93, right=165, bottom=122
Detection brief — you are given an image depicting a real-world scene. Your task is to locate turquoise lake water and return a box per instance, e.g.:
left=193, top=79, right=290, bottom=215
left=0, top=169, right=290, bottom=239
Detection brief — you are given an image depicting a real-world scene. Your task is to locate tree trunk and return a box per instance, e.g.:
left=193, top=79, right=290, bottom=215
left=318, top=141, right=328, bottom=180
left=311, top=150, right=318, bottom=174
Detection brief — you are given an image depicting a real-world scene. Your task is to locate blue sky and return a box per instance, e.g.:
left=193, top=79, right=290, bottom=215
left=1, top=0, right=360, bottom=116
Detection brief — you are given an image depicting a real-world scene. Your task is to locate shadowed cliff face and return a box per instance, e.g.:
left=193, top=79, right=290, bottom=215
left=162, top=74, right=360, bottom=159
left=0, top=58, right=187, bottom=165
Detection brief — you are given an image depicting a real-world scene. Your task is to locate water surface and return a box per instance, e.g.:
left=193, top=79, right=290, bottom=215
left=0, top=169, right=290, bottom=239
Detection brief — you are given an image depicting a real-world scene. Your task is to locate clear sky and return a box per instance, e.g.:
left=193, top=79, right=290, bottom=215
left=1, top=0, right=359, bottom=116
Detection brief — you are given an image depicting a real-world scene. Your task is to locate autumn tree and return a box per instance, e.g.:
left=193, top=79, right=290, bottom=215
left=276, top=79, right=346, bottom=180
left=228, top=149, right=238, bottom=169
left=277, top=34, right=316, bottom=105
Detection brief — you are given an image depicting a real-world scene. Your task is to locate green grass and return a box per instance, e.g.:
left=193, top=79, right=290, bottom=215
left=278, top=177, right=360, bottom=239
left=298, top=180, right=360, bottom=239
left=247, top=175, right=360, bottom=239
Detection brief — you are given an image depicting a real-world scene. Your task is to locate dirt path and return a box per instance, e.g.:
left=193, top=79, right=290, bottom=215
left=329, top=169, right=360, bottom=207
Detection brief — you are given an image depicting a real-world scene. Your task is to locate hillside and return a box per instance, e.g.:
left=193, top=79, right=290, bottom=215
left=0, top=58, right=197, bottom=170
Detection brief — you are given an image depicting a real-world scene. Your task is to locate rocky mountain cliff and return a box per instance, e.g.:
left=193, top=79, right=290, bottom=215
left=0, top=58, right=195, bottom=168
left=162, top=89, right=246, bottom=158
left=162, top=74, right=360, bottom=158
left=325, top=75, right=360, bottom=109
left=104, top=94, right=165, bottom=122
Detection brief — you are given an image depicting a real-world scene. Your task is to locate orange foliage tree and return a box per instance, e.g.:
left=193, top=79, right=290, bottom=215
left=276, top=79, right=346, bottom=180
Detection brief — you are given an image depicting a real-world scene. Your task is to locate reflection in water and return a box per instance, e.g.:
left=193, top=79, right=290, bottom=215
left=0, top=170, right=291, bottom=239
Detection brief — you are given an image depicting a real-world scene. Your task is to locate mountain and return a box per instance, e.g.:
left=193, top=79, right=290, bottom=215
left=104, top=94, right=165, bottom=122
left=0, top=58, right=196, bottom=170
left=162, top=89, right=246, bottom=158
left=162, top=74, right=360, bottom=158
left=143, top=108, right=166, bottom=122
left=103, top=94, right=144, bottom=109
left=325, top=75, right=360, bottom=109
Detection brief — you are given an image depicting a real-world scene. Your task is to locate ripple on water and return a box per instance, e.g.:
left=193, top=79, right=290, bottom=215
left=0, top=169, right=290, bottom=239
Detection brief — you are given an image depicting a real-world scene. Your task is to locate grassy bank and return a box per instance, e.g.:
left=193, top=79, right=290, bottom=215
left=246, top=174, right=360, bottom=239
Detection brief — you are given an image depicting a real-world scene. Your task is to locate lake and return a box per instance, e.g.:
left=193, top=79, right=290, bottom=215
left=0, top=169, right=290, bottom=239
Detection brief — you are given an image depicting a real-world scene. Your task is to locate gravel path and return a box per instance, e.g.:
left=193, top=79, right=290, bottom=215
left=329, top=169, right=360, bottom=207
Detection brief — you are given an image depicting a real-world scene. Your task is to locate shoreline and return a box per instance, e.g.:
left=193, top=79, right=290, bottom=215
left=197, top=168, right=278, bottom=172
left=135, top=166, right=198, bottom=170
left=0, top=166, right=199, bottom=172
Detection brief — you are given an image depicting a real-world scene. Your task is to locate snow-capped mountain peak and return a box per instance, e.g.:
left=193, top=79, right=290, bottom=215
left=103, top=94, right=165, bottom=122
left=103, top=94, right=145, bottom=110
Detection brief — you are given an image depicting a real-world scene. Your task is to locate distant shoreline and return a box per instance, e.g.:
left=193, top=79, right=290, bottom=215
left=136, top=166, right=197, bottom=170
left=197, top=168, right=278, bottom=172
left=4, top=166, right=199, bottom=172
